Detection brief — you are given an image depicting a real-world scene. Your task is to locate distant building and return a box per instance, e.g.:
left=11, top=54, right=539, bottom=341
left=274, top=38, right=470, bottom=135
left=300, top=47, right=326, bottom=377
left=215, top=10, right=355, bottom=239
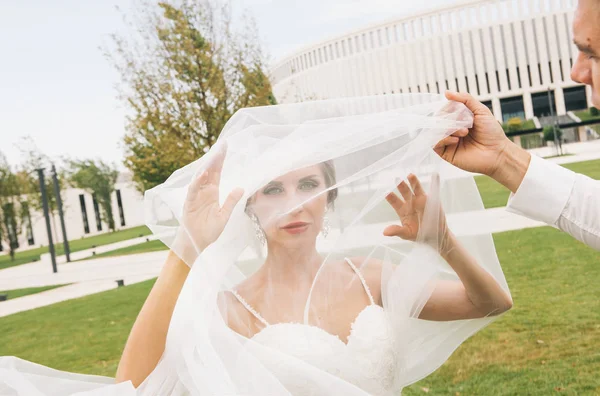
left=1, top=172, right=145, bottom=252
left=270, top=0, right=591, bottom=124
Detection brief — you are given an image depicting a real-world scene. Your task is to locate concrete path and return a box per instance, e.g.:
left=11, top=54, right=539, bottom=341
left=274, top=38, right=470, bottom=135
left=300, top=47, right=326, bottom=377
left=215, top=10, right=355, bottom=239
left=530, top=138, right=600, bottom=164
left=39, top=233, right=163, bottom=265
left=0, top=207, right=546, bottom=318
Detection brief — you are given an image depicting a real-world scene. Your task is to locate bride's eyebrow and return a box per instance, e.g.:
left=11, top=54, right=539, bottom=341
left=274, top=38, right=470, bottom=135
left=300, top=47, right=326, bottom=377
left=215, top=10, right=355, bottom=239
left=264, top=181, right=283, bottom=188
left=298, top=175, right=319, bottom=182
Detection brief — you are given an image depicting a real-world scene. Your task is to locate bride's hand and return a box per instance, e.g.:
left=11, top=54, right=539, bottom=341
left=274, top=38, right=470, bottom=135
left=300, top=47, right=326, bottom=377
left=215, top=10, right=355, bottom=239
left=180, top=147, right=244, bottom=255
left=383, top=174, right=449, bottom=249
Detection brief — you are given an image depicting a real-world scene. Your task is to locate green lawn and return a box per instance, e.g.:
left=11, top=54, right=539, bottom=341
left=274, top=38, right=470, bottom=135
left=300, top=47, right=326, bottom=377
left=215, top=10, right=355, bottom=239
left=0, top=247, right=47, bottom=269
left=1, top=227, right=600, bottom=394
left=0, top=225, right=152, bottom=270
left=82, top=239, right=167, bottom=261
left=65, top=226, right=152, bottom=254
left=0, top=285, right=68, bottom=300
left=407, top=227, right=600, bottom=395
left=476, top=158, right=600, bottom=209
left=474, top=176, right=511, bottom=210
left=573, top=110, right=600, bottom=135
left=574, top=109, right=600, bottom=122
left=0, top=279, right=155, bottom=376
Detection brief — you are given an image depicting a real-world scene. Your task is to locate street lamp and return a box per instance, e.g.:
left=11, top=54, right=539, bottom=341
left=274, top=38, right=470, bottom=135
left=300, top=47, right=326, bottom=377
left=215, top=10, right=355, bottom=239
left=50, top=164, right=70, bottom=262
left=547, top=87, right=562, bottom=156
left=36, top=168, right=57, bottom=273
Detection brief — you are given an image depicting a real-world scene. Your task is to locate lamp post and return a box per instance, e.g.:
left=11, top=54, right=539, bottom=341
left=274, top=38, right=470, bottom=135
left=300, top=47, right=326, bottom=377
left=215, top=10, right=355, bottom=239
left=51, top=164, right=70, bottom=262
left=36, top=168, right=57, bottom=273
left=547, top=87, right=562, bottom=156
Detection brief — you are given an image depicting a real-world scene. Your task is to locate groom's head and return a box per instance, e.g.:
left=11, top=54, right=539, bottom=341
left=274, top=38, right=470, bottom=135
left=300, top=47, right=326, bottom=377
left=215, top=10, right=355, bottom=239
left=571, top=0, right=600, bottom=107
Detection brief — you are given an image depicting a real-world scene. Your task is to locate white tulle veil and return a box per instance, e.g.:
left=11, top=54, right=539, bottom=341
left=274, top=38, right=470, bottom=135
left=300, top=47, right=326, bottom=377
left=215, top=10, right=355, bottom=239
left=0, top=94, right=510, bottom=396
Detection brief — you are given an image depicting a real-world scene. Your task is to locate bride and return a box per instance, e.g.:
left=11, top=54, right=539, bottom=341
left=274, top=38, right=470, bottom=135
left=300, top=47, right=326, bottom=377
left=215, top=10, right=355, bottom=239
left=0, top=94, right=512, bottom=395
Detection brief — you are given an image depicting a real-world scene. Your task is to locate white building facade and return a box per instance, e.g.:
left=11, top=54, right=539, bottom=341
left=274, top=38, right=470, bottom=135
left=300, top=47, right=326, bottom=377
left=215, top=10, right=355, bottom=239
left=2, top=173, right=145, bottom=252
left=270, top=0, right=592, bottom=123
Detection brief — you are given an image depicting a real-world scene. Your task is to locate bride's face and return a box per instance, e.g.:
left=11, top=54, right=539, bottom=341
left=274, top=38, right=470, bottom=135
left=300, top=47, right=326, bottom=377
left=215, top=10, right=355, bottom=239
left=250, top=165, right=329, bottom=248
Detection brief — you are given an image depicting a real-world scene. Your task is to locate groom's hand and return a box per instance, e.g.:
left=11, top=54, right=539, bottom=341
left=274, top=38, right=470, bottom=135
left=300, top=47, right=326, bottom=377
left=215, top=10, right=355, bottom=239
left=435, top=91, right=532, bottom=193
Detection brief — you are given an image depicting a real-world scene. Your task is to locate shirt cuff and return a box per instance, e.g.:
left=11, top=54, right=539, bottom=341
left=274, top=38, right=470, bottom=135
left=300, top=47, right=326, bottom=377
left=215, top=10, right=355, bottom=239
left=506, top=155, right=576, bottom=225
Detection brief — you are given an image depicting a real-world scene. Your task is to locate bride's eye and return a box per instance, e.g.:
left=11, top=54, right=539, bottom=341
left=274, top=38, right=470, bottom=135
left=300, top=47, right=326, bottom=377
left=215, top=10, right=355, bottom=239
left=299, top=180, right=319, bottom=191
left=263, top=186, right=283, bottom=195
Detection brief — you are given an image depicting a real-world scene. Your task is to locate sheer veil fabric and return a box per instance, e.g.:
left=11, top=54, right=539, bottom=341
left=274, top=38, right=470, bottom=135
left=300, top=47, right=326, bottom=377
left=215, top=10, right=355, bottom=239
left=0, top=94, right=510, bottom=396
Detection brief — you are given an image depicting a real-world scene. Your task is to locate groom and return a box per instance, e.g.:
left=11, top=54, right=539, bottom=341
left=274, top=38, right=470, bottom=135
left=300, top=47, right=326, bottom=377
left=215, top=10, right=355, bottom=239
left=435, top=0, right=600, bottom=251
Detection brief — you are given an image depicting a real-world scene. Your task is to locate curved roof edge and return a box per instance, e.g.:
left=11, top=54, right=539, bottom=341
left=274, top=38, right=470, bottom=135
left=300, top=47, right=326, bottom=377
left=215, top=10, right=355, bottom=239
left=270, top=0, right=490, bottom=69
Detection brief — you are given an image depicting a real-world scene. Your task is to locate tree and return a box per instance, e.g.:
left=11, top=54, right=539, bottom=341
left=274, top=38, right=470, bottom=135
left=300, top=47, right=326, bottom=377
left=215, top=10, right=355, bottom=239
left=543, top=125, right=563, bottom=142
left=16, top=137, right=68, bottom=239
left=0, top=152, right=25, bottom=261
left=68, top=160, right=119, bottom=231
left=543, top=125, right=564, bottom=156
left=107, top=1, right=276, bottom=192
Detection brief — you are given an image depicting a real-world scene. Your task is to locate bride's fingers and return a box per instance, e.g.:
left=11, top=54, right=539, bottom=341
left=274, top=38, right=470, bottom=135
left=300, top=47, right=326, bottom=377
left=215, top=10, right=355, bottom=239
left=221, top=188, right=245, bottom=215
left=189, top=171, right=209, bottom=196
left=431, top=172, right=441, bottom=194
left=397, top=180, right=413, bottom=202
left=383, top=225, right=412, bottom=239
left=207, top=144, right=228, bottom=184
left=408, top=174, right=425, bottom=196
left=385, top=192, right=404, bottom=213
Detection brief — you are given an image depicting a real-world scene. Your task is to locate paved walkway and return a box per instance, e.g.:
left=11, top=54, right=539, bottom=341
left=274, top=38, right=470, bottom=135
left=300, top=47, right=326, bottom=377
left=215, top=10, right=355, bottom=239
left=0, top=250, right=167, bottom=317
left=0, top=140, right=597, bottom=318
left=39, top=233, right=163, bottom=265
left=0, top=207, right=546, bottom=318
left=530, top=139, right=600, bottom=164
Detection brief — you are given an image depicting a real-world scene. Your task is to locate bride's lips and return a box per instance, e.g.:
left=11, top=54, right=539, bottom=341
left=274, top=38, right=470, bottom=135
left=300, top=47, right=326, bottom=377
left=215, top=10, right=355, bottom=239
left=281, top=222, right=310, bottom=234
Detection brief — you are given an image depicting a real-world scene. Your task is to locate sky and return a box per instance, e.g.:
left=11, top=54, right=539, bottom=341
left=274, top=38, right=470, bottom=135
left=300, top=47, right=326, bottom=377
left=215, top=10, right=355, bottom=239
left=0, top=0, right=461, bottom=169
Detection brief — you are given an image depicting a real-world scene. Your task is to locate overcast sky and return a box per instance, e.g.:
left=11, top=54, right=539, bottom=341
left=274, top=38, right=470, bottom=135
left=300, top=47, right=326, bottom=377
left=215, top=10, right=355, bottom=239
left=1, top=0, right=461, bottom=168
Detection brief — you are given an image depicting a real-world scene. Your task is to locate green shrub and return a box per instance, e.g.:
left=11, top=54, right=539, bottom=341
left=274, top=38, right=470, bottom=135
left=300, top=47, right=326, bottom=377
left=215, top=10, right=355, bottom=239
left=506, top=117, right=523, bottom=132
left=543, top=125, right=563, bottom=142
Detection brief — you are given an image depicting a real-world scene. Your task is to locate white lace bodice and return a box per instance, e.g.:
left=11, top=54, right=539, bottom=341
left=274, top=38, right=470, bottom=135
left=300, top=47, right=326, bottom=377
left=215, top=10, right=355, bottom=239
left=232, top=259, right=401, bottom=395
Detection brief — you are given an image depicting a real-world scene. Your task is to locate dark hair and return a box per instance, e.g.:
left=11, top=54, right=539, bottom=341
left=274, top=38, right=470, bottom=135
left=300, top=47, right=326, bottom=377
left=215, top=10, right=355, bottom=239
left=320, top=160, right=338, bottom=208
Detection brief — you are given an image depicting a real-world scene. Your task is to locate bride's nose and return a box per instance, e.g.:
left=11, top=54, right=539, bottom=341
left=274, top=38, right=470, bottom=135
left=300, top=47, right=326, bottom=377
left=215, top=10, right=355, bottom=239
left=283, top=190, right=307, bottom=215
left=289, top=202, right=305, bottom=215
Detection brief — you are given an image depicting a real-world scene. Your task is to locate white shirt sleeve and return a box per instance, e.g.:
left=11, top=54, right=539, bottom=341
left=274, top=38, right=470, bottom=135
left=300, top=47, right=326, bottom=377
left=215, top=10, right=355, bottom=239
left=506, top=154, right=600, bottom=251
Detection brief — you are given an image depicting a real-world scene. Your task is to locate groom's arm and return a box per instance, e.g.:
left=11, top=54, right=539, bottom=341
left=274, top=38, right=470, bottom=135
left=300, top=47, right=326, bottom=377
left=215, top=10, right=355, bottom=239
left=505, top=154, right=600, bottom=251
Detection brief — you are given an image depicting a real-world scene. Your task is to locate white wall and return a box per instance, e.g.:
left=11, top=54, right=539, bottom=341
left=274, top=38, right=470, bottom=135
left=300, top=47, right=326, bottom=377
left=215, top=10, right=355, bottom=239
left=6, top=173, right=145, bottom=251
left=270, top=0, right=585, bottom=121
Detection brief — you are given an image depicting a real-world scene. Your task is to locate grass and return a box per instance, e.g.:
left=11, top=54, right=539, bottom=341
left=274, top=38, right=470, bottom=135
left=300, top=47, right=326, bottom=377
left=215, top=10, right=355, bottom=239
left=0, top=285, right=68, bottom=300
left=82, top=239, right=167, bottom=261
left=574, top=109, right=600, bottom=122
left=573, top=110, right=600, bottom=135
left=405, top=227, right=600, bottom=395
left=0, top=279, right=156, bottom=376
left=473, top=176, right=511, bottom=210
left=64, top=226, right=152, bottom=254
left=0, top=248, right=47, bottom=270
left=476, top=158, right=600, bottom=209
left=0, top=225, right=152, bottom=270
left=1, top=227, right=600, bottom=395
